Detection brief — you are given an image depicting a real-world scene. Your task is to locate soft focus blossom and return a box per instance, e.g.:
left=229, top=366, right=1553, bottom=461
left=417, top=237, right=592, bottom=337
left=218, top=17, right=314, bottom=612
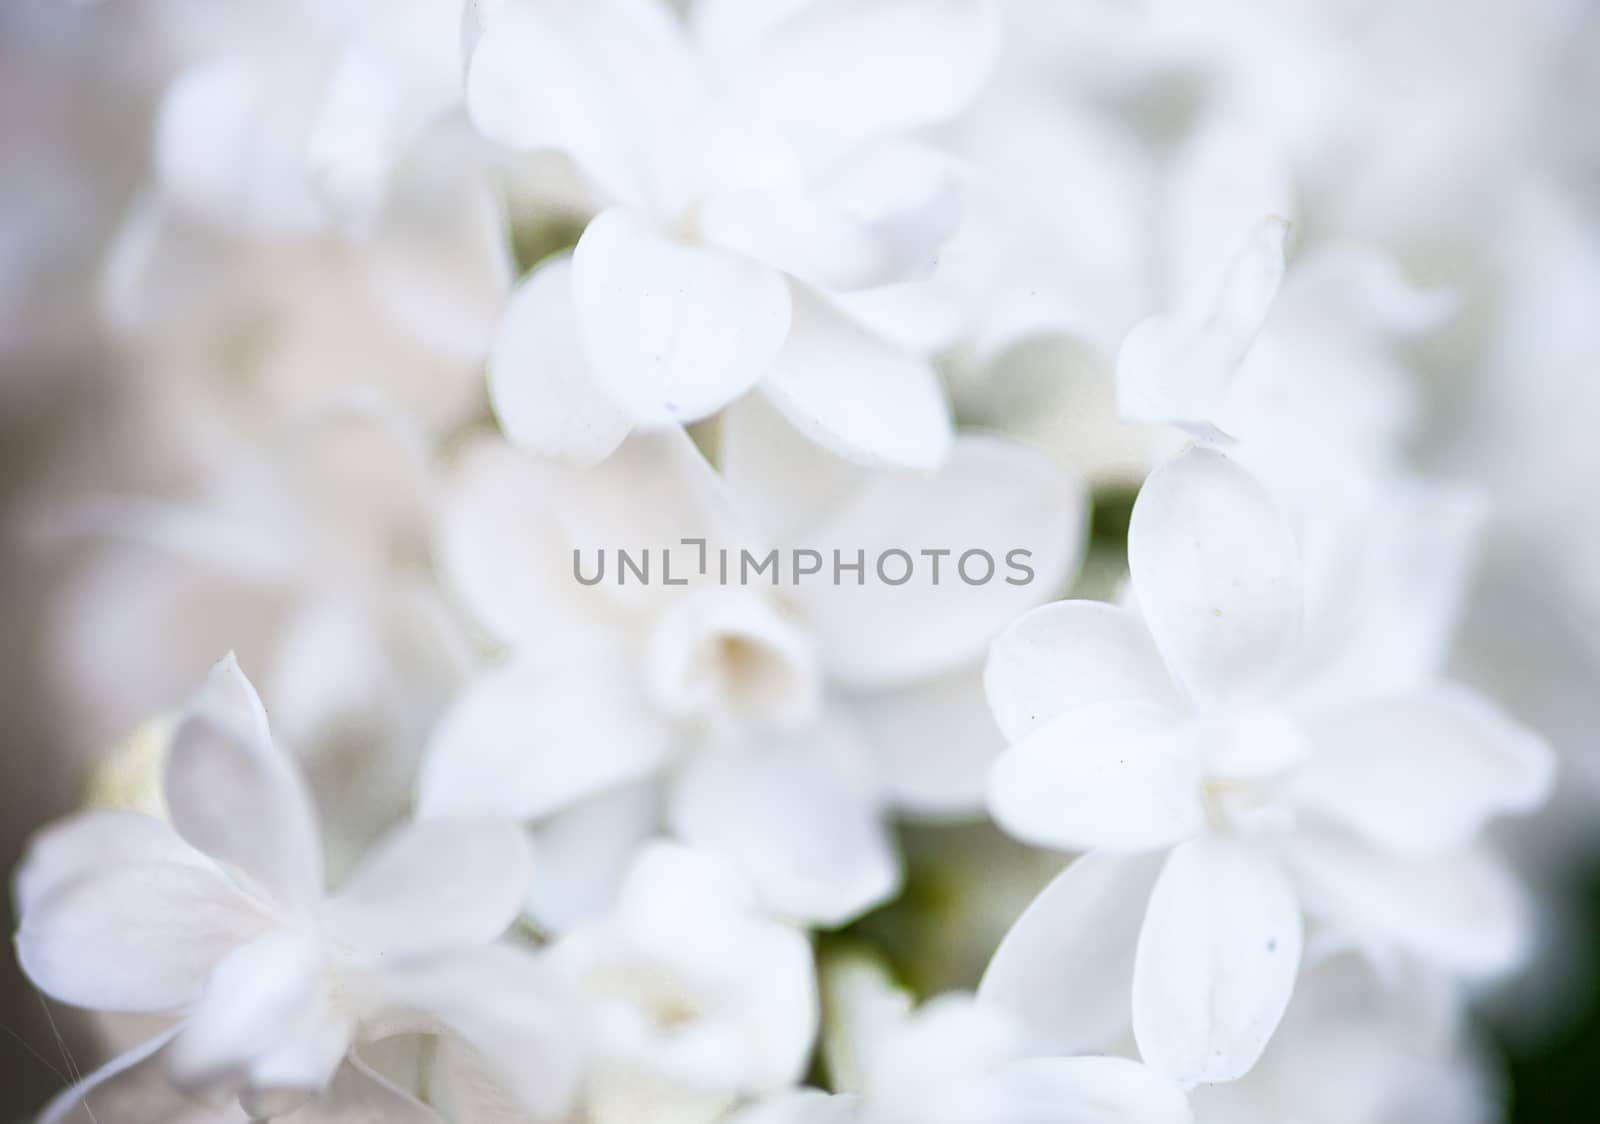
left=14, top=656, right=574, bottom=1123
left=5, top=0, right=1599, bottom=1121
left=473, top=0, right=996, bottom=467
left=979, top=446, right=1553, bottom=1083
left=418, top=412, right=1083, bottom=928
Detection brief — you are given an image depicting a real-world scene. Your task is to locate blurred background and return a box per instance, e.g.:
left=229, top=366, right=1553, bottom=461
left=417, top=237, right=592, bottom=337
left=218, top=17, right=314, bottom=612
left=4, top=0, right=1600, bottom=1120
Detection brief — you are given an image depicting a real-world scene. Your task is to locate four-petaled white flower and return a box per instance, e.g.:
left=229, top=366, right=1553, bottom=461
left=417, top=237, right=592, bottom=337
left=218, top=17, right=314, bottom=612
left=471, top=0, right=997, bottom=468
left=14, top=655, right=576, bottom=1124
left=733, top=953, right=1192, bottom=1124
left=547, top=842, right=818, bottom=1124
left=418, top=407, right=1083, bottom=930
left=978, top=446, right=1554, bottom=1084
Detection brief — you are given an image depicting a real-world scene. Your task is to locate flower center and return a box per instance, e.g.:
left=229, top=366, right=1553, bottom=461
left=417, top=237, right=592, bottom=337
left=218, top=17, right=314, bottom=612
left=644, top=589, right=821, bottom=738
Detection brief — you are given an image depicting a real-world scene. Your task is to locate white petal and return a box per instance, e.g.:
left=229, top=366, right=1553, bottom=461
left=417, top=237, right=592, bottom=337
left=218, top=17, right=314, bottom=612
left=707, top=0, right=997, bottom=167
left=979, top=851, right=1165, bottom=1056
left=362, top=147, right=514, bottom=371
left=373, top=945, right=581, bottom=1124
left=436, top=438, right=616, bottom=650
left=1275, top=244, right=1456, bottom=337
left=1132, top=838, right=1302, bottom=1085
left=1164, top=119, right=1295, bottom=312
left=761, top=292, right=950, bottom=469
left=1283, top=826, right=1532, bottom=977
left=488, top=255, right=632, bottom=465
left=15, top=809, right=209, bottom=917
left=155, top=58, right=325, bottom=238
left=795, top=435, right=1082, bottom=687
left=667, top=724, right=899, bottom=926
left=1117, top=218, right=1288, bottom=428
left=1296, top=480, right=1486, bottom=704
left=164, top=655, right=324, bottom=907
left=1293, top=686, right=1555, bottom=856
left=717, top=390, right=871, bottom=547
left=417, top=661, right=673, bottom=823
left=35, top=1029, right=232, bottom=1124
left=523, top=782, right=662, bottom=932
left=982, top=1056, right=1194, bottom=1124
left=848, top=663, right=1005, bottom=819
left=573, top=207, right=792, bottom=426
left=324, top=819, right=532, bottom=957
left=17, top=861, right=271, bottom=1013
left=984, top=600, right=1180, bottom=743
left=597, top=843, right=820, bottom=1091
left=281, top=1060, right=444, bottom=1124
left=697, top=145, right=960, bottom=291
left=464, top=0, right=700, bottom=205
left=166, top=932, right=348, bottom=1099
left=988, top=701, right=1205, bottom=854
left=1127, top=447, right=1301, bottom=705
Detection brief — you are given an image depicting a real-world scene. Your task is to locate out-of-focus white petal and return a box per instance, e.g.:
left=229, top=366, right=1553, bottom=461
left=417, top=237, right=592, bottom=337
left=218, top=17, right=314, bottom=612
left=1277, top=244, right=1456, bottom=337
left=1118, top=218, right=1288, bottom=429
left=324, top=819, right=531, bottom=957
left=417, top=661, right=673, bottom=824
left=155, top=58, right=325, bottom=238
left=163, top=655, right=324, bottom=908
left=982, top=1056, right=1194, bottom=1124
left=1132, top=838, right=1302, bottom=1085
left=362, top=146, right=513, bottom=369
left=167, top=933, right=348, bottom=1101
left=17, top=861, right=272, bottom=1014
left=1297, top=480, right=1486, bottom=705
left=304, top=51, right=408, bottom=228
left=34, top=1028, right=228, bottom=1124
left=558, top=843, right=818, bottom=1100
left=668, top=726, right=898, bottom=926
left=436, top=438, right=622, bottom=650
left=698, top=145, right=960, bottom=291
left=373, top=945, right=581, bottom=1124
left=717, top=390, right=870, bottom=547
left=988, top=701, right=1204, bottom=854
left=1164, top=119, right=1295, bottom=311
left=1127, top=447, right=1301, bottom=705
left=464, top=0, right=700, bottom=205
left=984, top=601, right=1180, bottom=743
left=848, top=663, right=1004, bottom=819
left=761, top=291, right=951, bottom=469
left=1293, top=686, right=1555, bottom=856
left=572, top=207, right=792, bottom=426
left=796, top=435, right=1082, bottom=687
left=1284, top=827, right=1532, bottom=977
left=488, top=255, right=632, bottom=465
left=14, top=810, right=208, bottom=916
left=979, top=851, right=1164, bottom=1056
left=704, top=0, right=997, bottom=167
left=523, top=782, right=661, bottom=933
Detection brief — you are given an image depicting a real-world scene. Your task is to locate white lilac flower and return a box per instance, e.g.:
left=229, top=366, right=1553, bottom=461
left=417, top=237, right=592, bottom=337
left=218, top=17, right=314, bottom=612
left=102, top=137, right=510, bottom=435
left=734, top=952, right=1191, bottom=1124
left=1114, top=210, right=1453, bottom=506
left=138, top=0, right=470, bottom=239
left=978, top=445, right=1553, bottom=1085
left=35, top=404, right=471, bottom=868
left=418, top=407, right=1083, bottom=929
left=472, top=0, right=997, bottom=468
left=545, top=842, right=818, bottom=1124
left=14, top=655, right=576, bottom=1123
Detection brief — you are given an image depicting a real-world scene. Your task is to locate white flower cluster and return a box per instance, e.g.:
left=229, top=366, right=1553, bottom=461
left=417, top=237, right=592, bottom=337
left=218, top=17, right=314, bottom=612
left=8, top=0, right=1599, bottom=1122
